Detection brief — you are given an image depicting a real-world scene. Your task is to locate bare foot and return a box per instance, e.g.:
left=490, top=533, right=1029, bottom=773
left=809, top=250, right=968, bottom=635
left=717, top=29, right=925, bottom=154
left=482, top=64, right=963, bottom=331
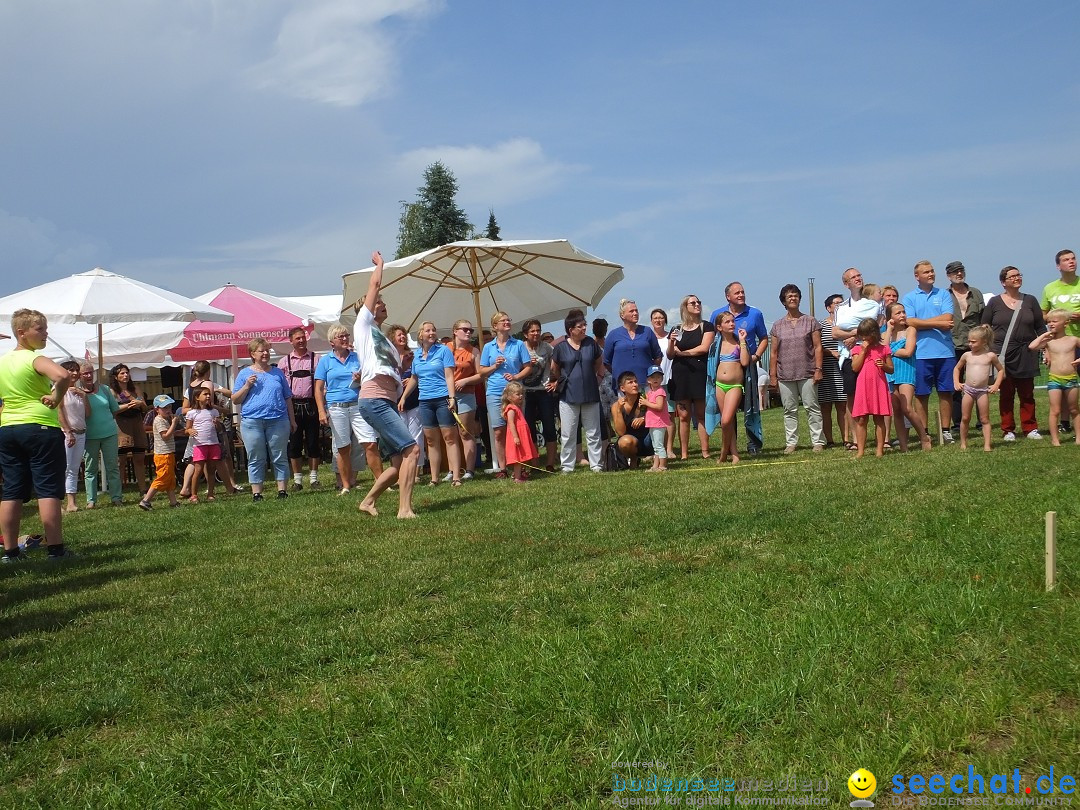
left=960, top=443, right=968, bottom=450
left=358, top=500, right=379, bottom=516
left=730, top=455, right=740, bottom=464
left=397, top=510, right=418, bottom=519
left=65, top=504, right=78, bottom=514
left=85, top=501, right=95, bottom=510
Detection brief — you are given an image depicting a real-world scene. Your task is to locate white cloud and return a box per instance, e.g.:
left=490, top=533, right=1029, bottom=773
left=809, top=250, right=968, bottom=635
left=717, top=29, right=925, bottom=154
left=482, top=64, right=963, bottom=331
left=245, top=0, right=441, bottom=107
left=397, top=138, right=580, bottom=206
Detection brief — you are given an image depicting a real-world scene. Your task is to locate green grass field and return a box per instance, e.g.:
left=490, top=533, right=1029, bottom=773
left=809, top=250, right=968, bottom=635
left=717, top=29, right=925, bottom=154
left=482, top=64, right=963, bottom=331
left=2, top=407, right=1078, bottom=809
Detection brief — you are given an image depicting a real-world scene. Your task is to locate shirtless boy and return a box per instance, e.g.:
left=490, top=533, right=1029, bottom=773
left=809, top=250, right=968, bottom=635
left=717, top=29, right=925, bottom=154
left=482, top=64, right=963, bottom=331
left=1028, top=310, right=1080, bottom=446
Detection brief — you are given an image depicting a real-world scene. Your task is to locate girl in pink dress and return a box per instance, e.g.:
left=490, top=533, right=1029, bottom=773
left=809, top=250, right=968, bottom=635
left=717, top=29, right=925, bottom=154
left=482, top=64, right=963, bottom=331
left=851, top=318, right=893, bottom=458
left=501, top=382, right=537, bottom=483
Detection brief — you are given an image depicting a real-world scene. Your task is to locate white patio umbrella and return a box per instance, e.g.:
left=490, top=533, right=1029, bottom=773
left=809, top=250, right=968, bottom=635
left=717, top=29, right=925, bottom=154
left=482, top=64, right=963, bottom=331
left=0, top=267, right=233, bottom=377
left=339, top=239, right=624, bottom=338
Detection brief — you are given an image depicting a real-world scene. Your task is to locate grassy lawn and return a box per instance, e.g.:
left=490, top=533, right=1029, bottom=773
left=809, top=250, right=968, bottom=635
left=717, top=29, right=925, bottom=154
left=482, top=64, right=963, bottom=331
left=2, top=407, right=1078, bottom=808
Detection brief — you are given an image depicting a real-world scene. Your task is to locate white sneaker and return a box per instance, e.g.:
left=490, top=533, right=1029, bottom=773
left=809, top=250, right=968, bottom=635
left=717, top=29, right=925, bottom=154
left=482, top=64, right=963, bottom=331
left=442, top=472, right=454, bottom=482
left=1026, top=430, right=1043, bottom=440
left=462, top=471, right=474, bottom=481
left=1002, top=432, right=1016, bottom=442
left=942, top=430, right=955, bottom=444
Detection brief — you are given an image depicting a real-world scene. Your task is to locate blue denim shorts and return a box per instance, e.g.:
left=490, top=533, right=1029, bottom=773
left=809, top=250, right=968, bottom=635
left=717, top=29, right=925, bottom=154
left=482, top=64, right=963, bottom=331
left=419, top=397, right=455, bottom=430
left=0, top=423, right=66, bottom=501
left=455, top=392, right=477, bottom=415
left=486, top=394, right=507, bottom=428
left=358, top=397, right=417, bottom=456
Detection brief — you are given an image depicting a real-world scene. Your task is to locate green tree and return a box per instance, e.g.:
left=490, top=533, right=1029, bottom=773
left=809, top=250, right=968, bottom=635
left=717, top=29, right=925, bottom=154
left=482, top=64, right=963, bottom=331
left=395, top=161, right=472, bottom=259
left=484, top=209, right=501, bottom=241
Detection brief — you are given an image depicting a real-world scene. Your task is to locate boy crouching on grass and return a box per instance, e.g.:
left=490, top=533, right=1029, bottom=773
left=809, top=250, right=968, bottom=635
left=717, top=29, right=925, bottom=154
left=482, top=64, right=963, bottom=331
left=139, top=395, right=182, bottom=509
left=1029, top=310, right=1080, bottom=446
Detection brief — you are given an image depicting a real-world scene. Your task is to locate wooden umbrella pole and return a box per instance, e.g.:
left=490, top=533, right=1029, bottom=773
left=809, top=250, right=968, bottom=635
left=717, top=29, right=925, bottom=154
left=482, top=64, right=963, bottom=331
left=97, top=323, right=105, bottom=384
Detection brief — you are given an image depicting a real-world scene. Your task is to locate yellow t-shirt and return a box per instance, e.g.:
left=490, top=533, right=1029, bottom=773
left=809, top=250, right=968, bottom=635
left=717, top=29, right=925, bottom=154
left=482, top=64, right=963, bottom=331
left=0, top=349, right=60, bottom=428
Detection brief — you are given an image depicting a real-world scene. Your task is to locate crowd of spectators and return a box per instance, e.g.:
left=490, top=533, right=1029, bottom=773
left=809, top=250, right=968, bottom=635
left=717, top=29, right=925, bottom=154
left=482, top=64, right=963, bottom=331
left=3, top=249, right=1079, bottom=557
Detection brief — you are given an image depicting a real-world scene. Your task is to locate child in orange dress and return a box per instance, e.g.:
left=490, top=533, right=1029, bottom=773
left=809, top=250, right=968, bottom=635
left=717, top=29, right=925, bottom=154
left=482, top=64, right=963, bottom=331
left=501, top=382, right=537, bottom=483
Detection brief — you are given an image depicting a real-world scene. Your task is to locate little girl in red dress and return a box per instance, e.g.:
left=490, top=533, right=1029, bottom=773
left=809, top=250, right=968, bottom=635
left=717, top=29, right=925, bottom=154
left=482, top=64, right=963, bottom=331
left=501, top=382, right=537, bottom=482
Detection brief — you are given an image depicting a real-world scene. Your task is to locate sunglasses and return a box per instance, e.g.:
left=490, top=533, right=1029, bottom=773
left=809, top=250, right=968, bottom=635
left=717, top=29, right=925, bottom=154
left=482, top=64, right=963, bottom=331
left=458, top=327, right=475, bottom=333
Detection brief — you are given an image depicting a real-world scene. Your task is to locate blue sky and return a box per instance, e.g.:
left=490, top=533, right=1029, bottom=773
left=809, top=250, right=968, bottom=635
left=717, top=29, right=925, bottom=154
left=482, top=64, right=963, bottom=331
left=2, top=1, right=1078, bottom=326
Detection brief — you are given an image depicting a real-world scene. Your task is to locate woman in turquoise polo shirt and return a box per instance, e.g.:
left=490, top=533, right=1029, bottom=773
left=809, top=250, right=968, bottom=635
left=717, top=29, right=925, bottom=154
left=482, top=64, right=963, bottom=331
left=80, top=361, right=124, bottom=507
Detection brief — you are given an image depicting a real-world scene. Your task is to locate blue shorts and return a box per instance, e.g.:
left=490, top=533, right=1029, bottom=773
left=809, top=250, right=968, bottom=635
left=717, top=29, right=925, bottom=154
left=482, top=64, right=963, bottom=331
left=357, top=397, right=417, bottom=457
left=455, top=392, right=477, bottom=415
left=487, top=394, right=508, bottom=429
left=0, top=423, right=66, bottom=501
left=915, top=356, right=956, bottom=396
left=419, top=397, right=455, bottom=430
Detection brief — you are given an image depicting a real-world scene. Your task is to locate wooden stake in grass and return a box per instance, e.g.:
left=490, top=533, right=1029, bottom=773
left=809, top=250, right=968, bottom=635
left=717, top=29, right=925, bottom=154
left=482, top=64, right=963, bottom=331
left=1046, top=511, right=1058, bottom=592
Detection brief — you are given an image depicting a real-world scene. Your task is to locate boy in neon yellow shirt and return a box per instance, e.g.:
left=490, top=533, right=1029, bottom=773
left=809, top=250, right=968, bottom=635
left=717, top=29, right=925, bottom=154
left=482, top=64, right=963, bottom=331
left=0, top=309, right=75, bottom=562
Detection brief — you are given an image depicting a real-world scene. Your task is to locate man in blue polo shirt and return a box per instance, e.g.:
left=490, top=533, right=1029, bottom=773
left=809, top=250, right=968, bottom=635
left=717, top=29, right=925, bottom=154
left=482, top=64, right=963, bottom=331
left=901, top=260, right=955, bottom=444
left=711, top=281, right=769, bottom=453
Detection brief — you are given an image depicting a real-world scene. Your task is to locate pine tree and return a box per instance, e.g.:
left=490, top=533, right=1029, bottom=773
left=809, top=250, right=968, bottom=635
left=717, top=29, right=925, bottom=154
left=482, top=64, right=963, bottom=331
left=484, top=209, right=501, bottom=241
left=395, top=161, right=472, bottom=259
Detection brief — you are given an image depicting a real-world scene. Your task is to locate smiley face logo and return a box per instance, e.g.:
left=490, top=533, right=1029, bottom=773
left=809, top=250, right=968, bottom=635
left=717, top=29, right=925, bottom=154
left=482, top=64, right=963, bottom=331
left=848, top=768, right=877, bottom=799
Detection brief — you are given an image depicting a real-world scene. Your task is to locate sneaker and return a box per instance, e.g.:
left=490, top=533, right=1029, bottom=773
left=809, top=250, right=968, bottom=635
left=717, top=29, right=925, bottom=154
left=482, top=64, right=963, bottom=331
left=291, top=481, right=303, bottom=492
left=138, top=500, right=153, bottom=511
left=1002, top=432, right=1016, bottom=442
left=942, top=430, right=955, bottom=444
left=462, top=471, right=474, bottom=480
left=1026, top=430, right=1043, bottom=440
left=888, top=439, right=901, bottom=450
left=2, top=552, right=25, bottom=564
left=46, top=549, right=78, bottom=561
left=747, top=446, right=761, bottom=456
left=442, top=472, right=454, bottom=483
left=277, top=490, right=289, bottom=500
left=252, top=493, right=264, bottom=502
left=20, top=534, right=44, bottom=550
left=309, top=480, right=320, bottom=490
left=338, top=487, right=351, bottom=496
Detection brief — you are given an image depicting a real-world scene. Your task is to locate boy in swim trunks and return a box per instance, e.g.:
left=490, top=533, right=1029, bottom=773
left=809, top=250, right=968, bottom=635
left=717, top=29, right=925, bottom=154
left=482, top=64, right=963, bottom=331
left=952, top=325, right=1003, bottom=451
left=1028, top=310, right=1080, bottom=446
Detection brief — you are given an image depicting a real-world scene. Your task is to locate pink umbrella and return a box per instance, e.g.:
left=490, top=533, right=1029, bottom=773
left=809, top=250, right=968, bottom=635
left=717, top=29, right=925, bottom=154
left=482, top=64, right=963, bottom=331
left=96, top=285, right=329, bottom=369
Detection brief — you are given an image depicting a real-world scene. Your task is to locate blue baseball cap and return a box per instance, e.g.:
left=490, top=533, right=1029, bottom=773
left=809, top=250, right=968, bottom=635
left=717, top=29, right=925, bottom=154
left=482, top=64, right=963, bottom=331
left=646, top=365, right=663, bottom=377
left=153, top=394, right=175, bottom=408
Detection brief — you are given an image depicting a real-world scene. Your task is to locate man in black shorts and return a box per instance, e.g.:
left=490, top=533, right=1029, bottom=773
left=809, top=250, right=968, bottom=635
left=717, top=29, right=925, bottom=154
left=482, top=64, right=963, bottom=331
left=278, top=327, right=322, bottom=490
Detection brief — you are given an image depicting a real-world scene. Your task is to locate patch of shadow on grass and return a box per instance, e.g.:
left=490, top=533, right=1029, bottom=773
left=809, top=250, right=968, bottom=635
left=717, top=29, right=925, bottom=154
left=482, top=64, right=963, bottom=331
left=2, top=564, right=176, bottom=610
left=0, top=601, right=116, bottom=643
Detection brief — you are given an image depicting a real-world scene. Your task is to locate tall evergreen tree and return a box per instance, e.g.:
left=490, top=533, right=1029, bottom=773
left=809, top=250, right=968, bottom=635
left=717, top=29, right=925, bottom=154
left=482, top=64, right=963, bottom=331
left=484, top=209, right=501, bottom=241
left=395, top=161, right=471, bottom=258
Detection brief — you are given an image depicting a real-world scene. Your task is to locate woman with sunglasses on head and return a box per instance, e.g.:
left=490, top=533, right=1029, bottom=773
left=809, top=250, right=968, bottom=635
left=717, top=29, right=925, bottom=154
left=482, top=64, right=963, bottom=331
left=449, top=319, right=482, bottom=479
left=667, top=294, right=715, bottom=460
